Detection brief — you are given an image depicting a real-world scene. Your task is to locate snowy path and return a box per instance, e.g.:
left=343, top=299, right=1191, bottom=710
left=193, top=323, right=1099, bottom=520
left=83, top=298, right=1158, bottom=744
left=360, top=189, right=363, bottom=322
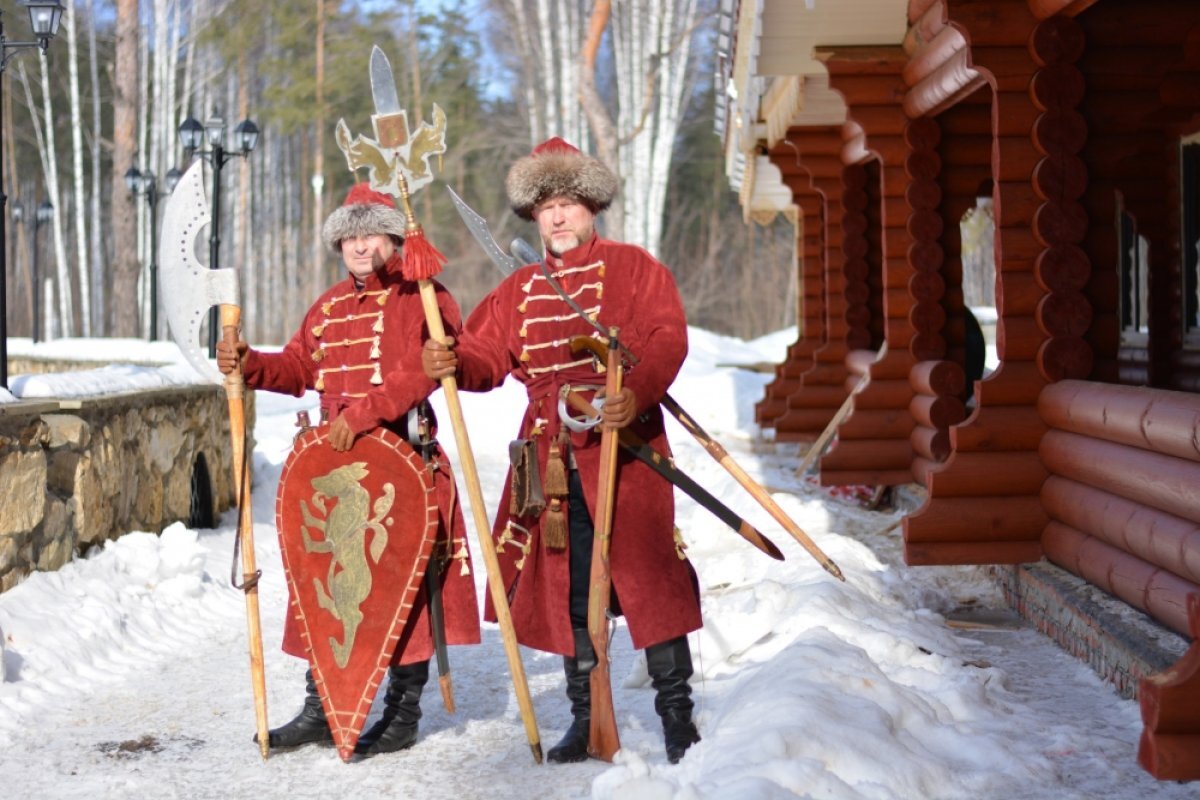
left=2, top=333, right=1197, bottom=800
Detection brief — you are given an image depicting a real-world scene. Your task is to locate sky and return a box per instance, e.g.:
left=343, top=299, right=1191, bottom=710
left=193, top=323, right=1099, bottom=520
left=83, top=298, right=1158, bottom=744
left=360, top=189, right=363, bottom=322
left=1, top=328, right=1196, bottom=799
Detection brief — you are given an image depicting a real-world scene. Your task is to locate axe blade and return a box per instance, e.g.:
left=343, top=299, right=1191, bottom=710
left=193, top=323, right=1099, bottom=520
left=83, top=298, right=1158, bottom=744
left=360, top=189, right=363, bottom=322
left=158, top=160, right=240, bottom=384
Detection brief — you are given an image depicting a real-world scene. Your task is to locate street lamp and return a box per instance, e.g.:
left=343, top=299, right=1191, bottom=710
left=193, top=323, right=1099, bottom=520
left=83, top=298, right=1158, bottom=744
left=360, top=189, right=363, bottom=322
left=125, top=166, right=161, bottom=341
left=17, top=197, right=52, bottom=344
left=0, top=1, right=64, bottom=389
left=179, top=110, right=259, bottom=355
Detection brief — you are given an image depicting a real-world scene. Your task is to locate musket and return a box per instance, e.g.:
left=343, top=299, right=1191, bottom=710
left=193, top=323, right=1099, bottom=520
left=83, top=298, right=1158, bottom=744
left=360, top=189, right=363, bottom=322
left=587, top=328, right=622, bottom=762
left=158, top=161, right=271, bottom=758
left=349, top=46, right=542, bottom=763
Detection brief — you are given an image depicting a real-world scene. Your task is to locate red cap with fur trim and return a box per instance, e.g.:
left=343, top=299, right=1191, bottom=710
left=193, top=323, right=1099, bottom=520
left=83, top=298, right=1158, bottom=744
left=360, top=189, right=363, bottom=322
left=321, top=182, right=407, bottom=253
left=504, top=137, right=618, bottom=221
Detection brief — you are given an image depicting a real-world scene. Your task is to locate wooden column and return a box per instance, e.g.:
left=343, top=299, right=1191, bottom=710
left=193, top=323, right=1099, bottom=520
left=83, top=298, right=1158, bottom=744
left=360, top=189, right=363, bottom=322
left=770, top=129, right=856, bottom=440
left=819, top=47, right=920, bottom=487
left=905, top=0, right=1048, bottom=565
left=757, top=185, right=826, bottom=427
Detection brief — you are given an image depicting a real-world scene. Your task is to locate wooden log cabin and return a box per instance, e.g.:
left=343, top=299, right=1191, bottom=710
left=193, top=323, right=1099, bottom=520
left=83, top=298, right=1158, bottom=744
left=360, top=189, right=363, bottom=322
left=716, top=0, right=1200, bottom=780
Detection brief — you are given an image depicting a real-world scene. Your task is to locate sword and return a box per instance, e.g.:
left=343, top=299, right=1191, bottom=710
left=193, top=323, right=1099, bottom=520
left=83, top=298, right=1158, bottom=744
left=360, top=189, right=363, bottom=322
left=416, top=413, right=455, bottom=714
left=559, top=389, right=783, bottom=560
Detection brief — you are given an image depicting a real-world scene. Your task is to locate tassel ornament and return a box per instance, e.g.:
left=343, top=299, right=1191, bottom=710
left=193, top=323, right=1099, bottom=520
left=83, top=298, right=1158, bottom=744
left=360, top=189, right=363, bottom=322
left=541, top=498, right=567, bottom=551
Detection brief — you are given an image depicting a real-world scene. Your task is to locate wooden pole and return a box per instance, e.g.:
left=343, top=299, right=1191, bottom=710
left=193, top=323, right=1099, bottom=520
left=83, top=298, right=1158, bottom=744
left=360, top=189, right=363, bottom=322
left=795, top=343, right=887, bottom=481
left=220, top=304, right=270, bottom=760
left=414, top=281, right=543, bottom=764
left=587, top=328, right=622, bottom=762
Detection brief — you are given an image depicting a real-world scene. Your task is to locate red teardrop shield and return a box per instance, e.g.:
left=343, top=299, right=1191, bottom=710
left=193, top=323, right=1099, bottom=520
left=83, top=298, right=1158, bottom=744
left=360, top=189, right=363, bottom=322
left=276, top=427, right=437, bottom=761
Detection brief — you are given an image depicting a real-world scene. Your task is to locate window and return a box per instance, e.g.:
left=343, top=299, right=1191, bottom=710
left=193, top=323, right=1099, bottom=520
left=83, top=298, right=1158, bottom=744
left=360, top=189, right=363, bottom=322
left=1117, top=197, right=1149, bottom=343
left=1182, top=141, right=1200, bottom=342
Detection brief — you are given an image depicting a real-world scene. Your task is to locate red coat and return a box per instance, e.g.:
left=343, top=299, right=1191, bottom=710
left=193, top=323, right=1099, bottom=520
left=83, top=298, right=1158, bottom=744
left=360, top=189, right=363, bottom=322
left=455, top=234, right=701, bottom=655
left=244, top=254, right=481, bottom=666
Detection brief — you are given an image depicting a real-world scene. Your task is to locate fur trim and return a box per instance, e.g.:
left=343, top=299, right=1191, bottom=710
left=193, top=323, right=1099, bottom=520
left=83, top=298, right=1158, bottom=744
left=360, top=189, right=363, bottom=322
left=322, top=203, right=407, bottom=254
left=505, top=140, right=618, bottom=220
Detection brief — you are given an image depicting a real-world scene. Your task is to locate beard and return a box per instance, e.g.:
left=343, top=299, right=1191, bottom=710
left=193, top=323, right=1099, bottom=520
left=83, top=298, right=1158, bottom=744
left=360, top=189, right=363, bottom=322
left=546, top=232, right=581, bottom=256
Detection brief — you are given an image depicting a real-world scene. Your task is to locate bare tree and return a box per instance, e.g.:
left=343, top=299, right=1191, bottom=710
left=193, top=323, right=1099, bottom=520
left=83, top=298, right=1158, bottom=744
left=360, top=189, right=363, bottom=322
left=109, top=0, right=139, bottom=337
left=65, top=2, right=90, bottom=335
left=87, top=0, right=105, bottom=335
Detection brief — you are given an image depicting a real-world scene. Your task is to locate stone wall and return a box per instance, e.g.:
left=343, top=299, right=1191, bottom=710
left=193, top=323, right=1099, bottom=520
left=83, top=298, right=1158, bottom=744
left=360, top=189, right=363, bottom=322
left=0, top=386, right=251, bottom=593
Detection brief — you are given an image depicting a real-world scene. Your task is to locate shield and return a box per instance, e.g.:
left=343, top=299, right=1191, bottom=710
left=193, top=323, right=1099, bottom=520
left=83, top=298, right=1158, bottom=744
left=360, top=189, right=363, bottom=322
left=276, top=426, right=438, bottom=761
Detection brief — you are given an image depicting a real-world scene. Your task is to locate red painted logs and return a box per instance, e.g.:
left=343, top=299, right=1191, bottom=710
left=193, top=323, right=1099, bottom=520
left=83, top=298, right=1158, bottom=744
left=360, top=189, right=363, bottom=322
left=1039, top=380, right=1200, bottom=462
left=1039, top=430, right=1200, bottom=525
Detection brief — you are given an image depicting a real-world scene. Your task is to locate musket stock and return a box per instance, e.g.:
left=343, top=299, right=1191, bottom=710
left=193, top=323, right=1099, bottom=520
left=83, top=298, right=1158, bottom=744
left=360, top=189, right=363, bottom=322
left=587, top=328, right=622, bottom=762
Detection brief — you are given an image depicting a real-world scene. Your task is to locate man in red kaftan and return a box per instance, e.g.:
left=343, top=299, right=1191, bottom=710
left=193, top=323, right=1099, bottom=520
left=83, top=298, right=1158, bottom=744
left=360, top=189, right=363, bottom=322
left=217, top=184, right=480, bottom=756
left=423, top=138, right=702, bottom=764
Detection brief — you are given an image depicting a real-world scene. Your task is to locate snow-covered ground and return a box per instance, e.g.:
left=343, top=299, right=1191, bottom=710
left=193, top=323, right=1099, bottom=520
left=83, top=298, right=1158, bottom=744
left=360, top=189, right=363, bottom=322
left=0, top=329, right=1194, bottom=800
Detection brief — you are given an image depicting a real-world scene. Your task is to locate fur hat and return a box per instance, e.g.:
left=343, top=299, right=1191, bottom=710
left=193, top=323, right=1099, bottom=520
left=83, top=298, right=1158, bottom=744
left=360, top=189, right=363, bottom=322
left=505, top=137, right=618, bottom=221
left=321, top=183, right=407, bottom=253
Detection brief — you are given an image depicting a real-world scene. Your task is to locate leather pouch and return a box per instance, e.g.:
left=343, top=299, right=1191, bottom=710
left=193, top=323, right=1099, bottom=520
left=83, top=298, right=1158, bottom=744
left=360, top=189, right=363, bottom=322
left=508, top=439, right=546, bottom=517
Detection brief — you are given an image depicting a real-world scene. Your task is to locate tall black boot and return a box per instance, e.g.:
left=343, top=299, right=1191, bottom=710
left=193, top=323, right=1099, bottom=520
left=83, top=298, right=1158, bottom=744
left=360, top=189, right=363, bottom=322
left=547, top=628, right=596, bottom=763
left=355, top=660, right=429, bottom=756
left=255, top=669, right=332, bottom=749
left=646, top=636, right=701, bottom=764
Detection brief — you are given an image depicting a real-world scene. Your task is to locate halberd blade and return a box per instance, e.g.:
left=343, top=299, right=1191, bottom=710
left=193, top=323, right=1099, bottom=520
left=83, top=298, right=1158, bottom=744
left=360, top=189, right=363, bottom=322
left=370, top=45, right=402, bottom=116
left=446, top=185, right=519, bottom=276
left=158, top=160, right=239, bottom=384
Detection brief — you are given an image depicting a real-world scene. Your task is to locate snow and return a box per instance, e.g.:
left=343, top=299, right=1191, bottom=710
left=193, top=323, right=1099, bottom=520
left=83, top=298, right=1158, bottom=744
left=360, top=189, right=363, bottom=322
left=1, top=330, right=1195, bottom=800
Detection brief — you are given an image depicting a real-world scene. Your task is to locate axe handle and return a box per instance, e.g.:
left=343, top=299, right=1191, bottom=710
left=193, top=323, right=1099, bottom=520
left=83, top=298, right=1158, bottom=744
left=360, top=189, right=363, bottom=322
left=220, top=304, right=271, bottom=759
left=415, top=282, right=543, bottom=764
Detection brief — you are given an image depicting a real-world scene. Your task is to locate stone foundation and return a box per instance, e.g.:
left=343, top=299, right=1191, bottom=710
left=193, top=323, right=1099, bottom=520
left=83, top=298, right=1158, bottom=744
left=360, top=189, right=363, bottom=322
left=0, top=386, right=252, bottom=593
left=991, top=561, right=1190, bottom=699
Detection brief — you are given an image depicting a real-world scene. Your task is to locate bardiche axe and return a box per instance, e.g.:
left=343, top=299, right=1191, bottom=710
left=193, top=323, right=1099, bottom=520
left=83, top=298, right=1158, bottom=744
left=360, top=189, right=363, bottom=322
left=158, top=160, right=271, bottom=759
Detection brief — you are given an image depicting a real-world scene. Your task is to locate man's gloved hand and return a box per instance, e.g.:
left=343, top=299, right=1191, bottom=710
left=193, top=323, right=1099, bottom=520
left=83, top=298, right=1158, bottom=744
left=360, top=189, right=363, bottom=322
left=327, top=415, right=355, bottom=452
left=422, top=337, right=458, bottom=380
left=600, top=386, right=637, bottom=429
left=215, top=339, right=249, bottom=375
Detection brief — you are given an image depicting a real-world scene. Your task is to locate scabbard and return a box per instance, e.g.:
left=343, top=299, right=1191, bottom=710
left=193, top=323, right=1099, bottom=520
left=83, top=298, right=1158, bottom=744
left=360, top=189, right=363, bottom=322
left=425, top=559, right=455, bottom=713
left=560, top=391, right=784, bottom=561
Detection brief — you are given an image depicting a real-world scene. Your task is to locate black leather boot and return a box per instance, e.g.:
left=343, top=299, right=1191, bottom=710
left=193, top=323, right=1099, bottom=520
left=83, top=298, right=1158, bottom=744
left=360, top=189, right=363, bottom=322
left=256, top=669, right=332, bottom=749
left=646, top=636, right=701, bottom=763
left=355, top=660, right=429, bottom=756
left=547, top=628, right=596, bottom=763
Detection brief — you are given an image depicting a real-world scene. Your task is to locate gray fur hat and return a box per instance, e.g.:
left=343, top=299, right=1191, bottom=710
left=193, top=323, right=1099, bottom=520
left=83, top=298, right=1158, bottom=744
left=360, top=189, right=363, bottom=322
left=505, top=137, right=618, bottom=220
left=321, top=183, right=407, bottom=253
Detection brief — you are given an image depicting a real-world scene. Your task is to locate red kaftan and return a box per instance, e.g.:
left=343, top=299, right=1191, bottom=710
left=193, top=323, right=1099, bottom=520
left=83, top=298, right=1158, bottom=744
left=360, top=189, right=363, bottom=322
left=243, top=253, right=481, bottom=665
left=454, top=233, right=701, bottom=656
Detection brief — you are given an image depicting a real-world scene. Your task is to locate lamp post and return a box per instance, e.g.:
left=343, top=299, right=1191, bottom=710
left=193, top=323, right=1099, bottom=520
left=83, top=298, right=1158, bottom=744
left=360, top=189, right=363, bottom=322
left=0, top=1, right=63, bottom=389
left=28, top=199, right=51, bottom=343
left=178, top=111, right=259, bottom=355
left=125, top=166, right=164, bottom=341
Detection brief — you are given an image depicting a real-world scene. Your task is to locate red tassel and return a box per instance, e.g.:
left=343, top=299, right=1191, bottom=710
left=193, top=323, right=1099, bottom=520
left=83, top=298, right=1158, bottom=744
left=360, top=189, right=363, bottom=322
left=401, top=227, right=448, bottom=281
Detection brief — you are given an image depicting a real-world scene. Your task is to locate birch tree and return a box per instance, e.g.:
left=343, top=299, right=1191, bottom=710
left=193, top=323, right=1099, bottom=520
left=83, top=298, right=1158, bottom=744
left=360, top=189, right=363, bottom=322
left=36, top=50, right=71, bottom=337
left=500, top=0, right=589, bottom=149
